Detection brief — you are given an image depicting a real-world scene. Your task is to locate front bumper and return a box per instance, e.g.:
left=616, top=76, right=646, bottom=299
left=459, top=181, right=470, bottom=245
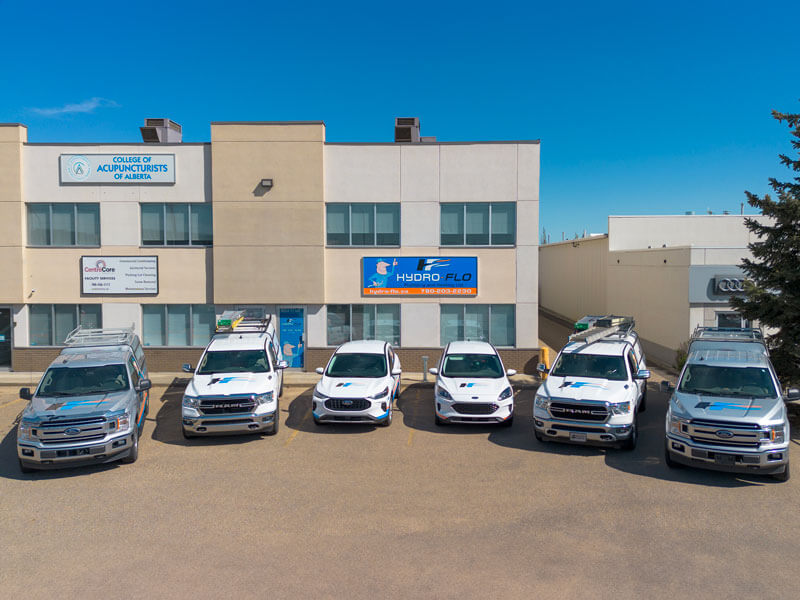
left=182, top=411, right=277, bottom=435
left=313, top=398, right=390, bottom=424
left=435, top=397, right=514, bottom=424
left=666, top=434, right=789, bottom=475
left=533, top=414, right=633, bottom=445
left=17, top=431, right=135, bottom=470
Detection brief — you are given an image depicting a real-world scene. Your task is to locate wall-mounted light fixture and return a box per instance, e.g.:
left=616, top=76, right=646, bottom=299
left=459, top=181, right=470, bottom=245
left=260, top=178, right=273, bottom=190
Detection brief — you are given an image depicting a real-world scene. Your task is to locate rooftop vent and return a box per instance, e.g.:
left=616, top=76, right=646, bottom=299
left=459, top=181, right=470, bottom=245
left=394, top=117, right=420, bottom=143
left=140, top=118, right=182, bottom=143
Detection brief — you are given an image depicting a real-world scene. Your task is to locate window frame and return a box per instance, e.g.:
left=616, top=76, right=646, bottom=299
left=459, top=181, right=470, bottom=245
left=326, top=304, right=401, bottom=346
left=439, top=202, right=516, bottom=247
left=28, top=304, right=103, bottom=346
left=439, top=304, right=516, bottom=347
left=325, top=203, right=401, bottom=247
left=141, top=304, right=216, bottom=347
left=26, top=203, right=101, bottom=247
left=140, top=203, right=213, bottom=247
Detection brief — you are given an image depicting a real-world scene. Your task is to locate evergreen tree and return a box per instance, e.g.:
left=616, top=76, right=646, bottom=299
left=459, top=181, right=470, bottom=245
left=730, top=108, right=800, bottom=385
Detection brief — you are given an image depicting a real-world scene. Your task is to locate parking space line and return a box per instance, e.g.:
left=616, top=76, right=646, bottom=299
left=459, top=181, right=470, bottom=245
left=284, top=409, right=310, bottom=447
left=1, top=398, right=25, bottom=409
left=407, top=429, right=415, bottom=447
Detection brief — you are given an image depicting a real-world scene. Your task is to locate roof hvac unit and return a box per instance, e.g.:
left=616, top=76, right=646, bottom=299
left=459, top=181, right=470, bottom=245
left=140, top=118, right=183, bottom=143
left=394, top=117, right=420, bottom=143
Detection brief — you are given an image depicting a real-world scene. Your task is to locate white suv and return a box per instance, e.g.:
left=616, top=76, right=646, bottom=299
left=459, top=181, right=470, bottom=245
left=431, top=341, right=516, bottom=426
left=313, top=340, right=401, bottom=426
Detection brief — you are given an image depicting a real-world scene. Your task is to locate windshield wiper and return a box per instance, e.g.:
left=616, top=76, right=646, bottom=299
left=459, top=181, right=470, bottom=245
left=39, top=391, right=78, bottom=397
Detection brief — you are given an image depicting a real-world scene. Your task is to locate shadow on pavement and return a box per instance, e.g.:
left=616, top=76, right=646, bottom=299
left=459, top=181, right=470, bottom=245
left=285, top=385, right=381, bottom=434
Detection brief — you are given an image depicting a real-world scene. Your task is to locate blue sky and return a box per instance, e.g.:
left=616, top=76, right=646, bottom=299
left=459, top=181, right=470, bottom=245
left=2, top=0, right=798, bottom=238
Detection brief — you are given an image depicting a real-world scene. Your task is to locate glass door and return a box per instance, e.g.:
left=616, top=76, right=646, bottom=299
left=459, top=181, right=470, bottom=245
left=0, top=308, right=11, bottom=368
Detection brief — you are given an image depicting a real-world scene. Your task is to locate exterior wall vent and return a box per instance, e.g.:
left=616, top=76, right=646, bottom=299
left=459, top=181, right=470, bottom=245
left=394, top=117, right=420, bottom=143
left=140, top=118, right=182, bottom=143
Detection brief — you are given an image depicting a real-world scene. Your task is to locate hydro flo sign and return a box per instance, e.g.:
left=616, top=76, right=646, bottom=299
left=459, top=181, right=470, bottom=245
left=81, top=256, right=158, bottom=295
left=362, top=257, right=477, bottom=296
left=60, top=154, right=175, bottom=184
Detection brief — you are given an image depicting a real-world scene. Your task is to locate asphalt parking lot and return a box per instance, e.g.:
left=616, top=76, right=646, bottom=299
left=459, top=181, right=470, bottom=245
left=1, top=367, right=798, bottom=599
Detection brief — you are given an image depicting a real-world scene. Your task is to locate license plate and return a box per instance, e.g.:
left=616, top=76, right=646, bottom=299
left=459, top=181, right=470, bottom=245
left=714, top=453, right=735, bottom=465
left=569, top=432, right=587, bottom=442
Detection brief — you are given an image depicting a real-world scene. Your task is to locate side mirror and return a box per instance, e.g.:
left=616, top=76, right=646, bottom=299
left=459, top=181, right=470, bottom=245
left=19, top=387, right=32, bottom=401
left=315, top=367, right=325, bottom=375
left=536, top=363, right=548, bottom=374
left=276, top=360, right=289, bottom=370
left=136, top=379, right=152, bottom=392
left=660, top=380, right=675, bottom=393
left=506, top=369, right=517, bottom=376
left=391, top=368, right=402, bottom=376
left=428, top=367, right=439, bottom=375
left=182, top=363, right=193, bottom=373
left=634, top=369, right=651, bottom=380
left=785, top=388, right=800, bottom=401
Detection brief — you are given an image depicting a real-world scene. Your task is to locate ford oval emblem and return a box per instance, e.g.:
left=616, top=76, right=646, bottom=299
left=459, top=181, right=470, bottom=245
left=342, top=400, right=353, bottom=406
left=64, top=427, right=81, bottom=436
left=715, top=430, right=735, bottom=439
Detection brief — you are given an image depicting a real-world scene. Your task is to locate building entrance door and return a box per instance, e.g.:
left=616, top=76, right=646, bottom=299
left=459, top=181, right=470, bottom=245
left=279, top=308, right=305, bottom=369
left=0, top=308, right=11, bottom=368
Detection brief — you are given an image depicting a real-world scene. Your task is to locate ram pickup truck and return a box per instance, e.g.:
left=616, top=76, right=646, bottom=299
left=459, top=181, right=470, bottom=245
left=17, top=327, right=151, bottom=473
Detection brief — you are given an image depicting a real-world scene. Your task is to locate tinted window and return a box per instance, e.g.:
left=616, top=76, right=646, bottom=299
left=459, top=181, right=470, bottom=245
left=197, top=350, right=271, bottom=374
left=38, top=365, right=129, bottom=397
left=442, top=353, right=503, bottom=378
left=678, top=365, right=777, bottom=398
left=550, top=353, right=628, bottom=381
left=326, top=353, right=387, bottom=378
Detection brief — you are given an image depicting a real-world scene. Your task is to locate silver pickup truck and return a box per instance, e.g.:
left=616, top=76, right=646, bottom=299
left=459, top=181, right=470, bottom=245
left=664, top=327, right=798, bottom=482
left=16, top=327, right=151, bottom=473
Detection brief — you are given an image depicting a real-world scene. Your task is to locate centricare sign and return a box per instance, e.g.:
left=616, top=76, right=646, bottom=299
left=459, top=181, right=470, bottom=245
left=362, top=257, right=477, bottom=296
left=60, top=154, right=175, bottom=184
left=81, top=256, right=158, bottom=295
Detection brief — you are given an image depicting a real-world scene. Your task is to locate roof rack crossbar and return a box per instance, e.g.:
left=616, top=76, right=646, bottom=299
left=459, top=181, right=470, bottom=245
left=63, top=325, right=137, bottom=348
left=215, top=310, right=273, bottom=334
left=690, top=326, right=764, bottom=343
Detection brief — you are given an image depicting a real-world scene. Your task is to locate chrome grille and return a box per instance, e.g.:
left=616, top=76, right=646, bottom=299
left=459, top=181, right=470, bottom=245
left=686, top=420, right=762, bottom=448
left=325, top=398, right=371, bottom=411
left=549, top=401, right=608, bottom=422
left=37, top=417, right=109, bottom=445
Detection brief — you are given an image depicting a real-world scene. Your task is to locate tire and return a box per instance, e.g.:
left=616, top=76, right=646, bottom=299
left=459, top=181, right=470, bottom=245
left=121, top=428, right=139, bottom=464
left=265, top=406, right=280, bottom=435
left=500, top=414, right=514, bottom=428
left=378, top=407, right=392, bottom=427
left=639, top=385, right=647, bottom=413
left=620, top=417, right=638, bottom=451
left=772, top=462, right=790, bottom=482
left=435, top=413, right=447, bottom=427
left=664, top=441, right=681, bottom=469
left=278, top=380, right=284, bottom=399
left=18, top=459, right=35, bottom=474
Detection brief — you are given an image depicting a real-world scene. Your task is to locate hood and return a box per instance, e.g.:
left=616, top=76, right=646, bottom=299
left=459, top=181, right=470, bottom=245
left=188, top=372, right=277, bottom=397
left=27, top=390, right=131, bottom=420
left=541, top=376, right=634, bottom=403
left=438, top=376, right=509, bottom=401
left=317, top=376, right=389, bottom=398
left=673, top=391, right=784, bottom=423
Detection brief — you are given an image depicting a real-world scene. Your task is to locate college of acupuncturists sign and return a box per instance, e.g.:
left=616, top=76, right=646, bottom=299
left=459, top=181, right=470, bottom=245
left=60, top=154, right=175, bottom=184
left=81, top=256, right=159, bottom=295
left=362, top=257, right=477, bottom=296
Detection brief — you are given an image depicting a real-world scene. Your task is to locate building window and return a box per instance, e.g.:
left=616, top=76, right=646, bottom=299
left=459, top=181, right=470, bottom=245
left=141, top=203, right=213, bottom=246
left=440, top=304, right=515, bottom=347
left=142, top=304, right=216, bottom=346
left=716, top=312, right=749, bottom=329
left=27, top=203, right=100, bottom=246
left=440, top=203, right=516, bottom=246
left=326, top=203, right=400, bottom=246
left=29, top=304, right=102, bottom=346
left=326, top=304, right=400, bottom=346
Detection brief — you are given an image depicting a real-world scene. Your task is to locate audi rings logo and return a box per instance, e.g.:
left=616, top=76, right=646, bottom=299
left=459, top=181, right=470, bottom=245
left=715, top=276, right=747, bottom=293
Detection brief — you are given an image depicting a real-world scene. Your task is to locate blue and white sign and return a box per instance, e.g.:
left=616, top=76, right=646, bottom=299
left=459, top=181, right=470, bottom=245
left=362, top=257, right=477, bottom=296
left=60, top=154, right=175, bottom=184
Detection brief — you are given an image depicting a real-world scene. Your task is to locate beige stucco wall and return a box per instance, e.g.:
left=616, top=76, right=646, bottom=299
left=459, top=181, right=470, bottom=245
left=211, top=122, right=325, bottom=304
left=0, top=125, right=26, bottom=303
left=608, top=215, right=769, bottom=251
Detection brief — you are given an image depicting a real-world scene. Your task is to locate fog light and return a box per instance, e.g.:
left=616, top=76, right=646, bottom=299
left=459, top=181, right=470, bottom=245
left=183, top=419, right=195, bottom=426
left=671, top=442, right=685, bottom=452
left=21, top=448, right=34, bottom=457
left=381, top=402, right=387, bottom=411
left=112, top=439, right=127, bottom=448
left=534, top=420, right=543, bottom=427
left=768, top=453, right=783, bottom=461
left=437, top=403, right=441, bottom=412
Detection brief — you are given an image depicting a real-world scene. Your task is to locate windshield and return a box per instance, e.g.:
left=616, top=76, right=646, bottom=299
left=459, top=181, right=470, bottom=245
left=38, top=365, right=129, bottom=397
left=678, top=364, right=778, bottom=398
left=326, top=353, right=387, bottom=378
left=442, top=354, right=504, bottom=378
left=550, top=353, right=628, bottom=381
left=197, top=350, right=270, bottom=374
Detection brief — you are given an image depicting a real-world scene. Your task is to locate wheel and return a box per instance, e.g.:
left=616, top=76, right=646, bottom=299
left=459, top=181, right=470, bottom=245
left=18, top=459, right=35, bottom=474
left=664, top=442, right=681, bottom=468
left=500, top=414, right=514, bottom=428
left=378, top=407, right=392, bottom=427
left=772, top=462, right=790, bottom=482
left=620, top=417, right=638, bottom=451
left=121, top=428, right=139, bottom=464
left=435, top=413, right=447, bottom=427
left=265, top=406, right=280, bottom=435
left=639, top=385, right=647, bottom=413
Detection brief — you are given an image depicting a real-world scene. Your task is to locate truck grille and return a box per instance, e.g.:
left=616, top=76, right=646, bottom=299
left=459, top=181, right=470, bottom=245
left=37, top=417, right=108, bottom=445
left=453, top=403, right=499, bottom=415
left=199, top=396, right=256, bottom=415
left=687, top=419, right=762, bottom=448
left=549, top=402, right=608, bottom=422
left=325, top=398, right=371, bottom=411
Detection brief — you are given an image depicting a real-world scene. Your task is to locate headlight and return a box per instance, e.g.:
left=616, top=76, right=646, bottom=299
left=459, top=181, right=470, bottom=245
left=370, top=387, right=389, bottom=400
left=609, top=402, right=631, bottom=415
left=764, top=425, right=786, bottom=444
left=313, top=389, right=328, bottom=401
left=534, top=394, right=550, bottom=409
left=670, top=414, right=690, bottom=435
left=498, top=386, right=513, bottom=401
left=254, top=392, right=274, bottom=405
left=114, top=412, right=132, bottom=431
left=182, top=395, right=199, bottom=409
left=437, top=387, right=453, bottom=401
left=18, top=421, right=36, bottom=441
